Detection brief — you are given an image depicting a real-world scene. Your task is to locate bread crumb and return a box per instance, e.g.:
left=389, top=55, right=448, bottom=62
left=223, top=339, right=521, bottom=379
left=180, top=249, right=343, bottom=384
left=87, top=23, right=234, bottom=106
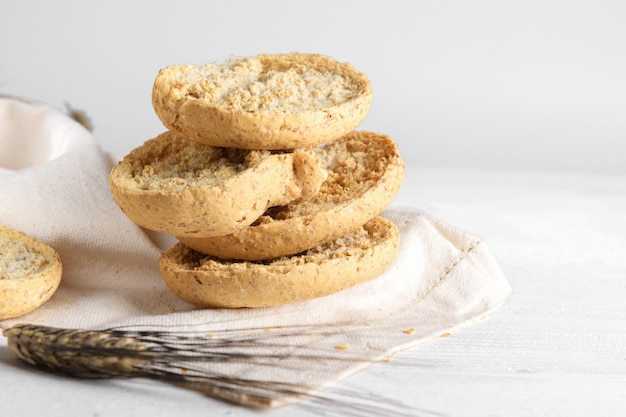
left=441, top=332, right=452, bottom=338
left=0, top=235, right=49, bottom=279
left=126, top=140, right=264, bottom=193
left=403, top=328, right=414, bottom=335
left=334, top=343, right=350, bottom=351
left=180, top=56, right=360, bottom=112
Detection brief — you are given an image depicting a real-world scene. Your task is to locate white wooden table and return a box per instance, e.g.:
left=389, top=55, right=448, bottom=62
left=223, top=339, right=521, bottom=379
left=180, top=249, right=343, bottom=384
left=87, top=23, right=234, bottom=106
left=2, top=166, right=625, bottom=416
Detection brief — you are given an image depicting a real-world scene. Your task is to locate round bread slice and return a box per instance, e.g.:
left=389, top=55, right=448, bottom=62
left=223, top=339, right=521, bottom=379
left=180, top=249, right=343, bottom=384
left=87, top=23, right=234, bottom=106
left=109, top=131, right=327, bottom=238
left=159, top=217, right=399, bottom=308
left=152, top=52, right=372, bottom=150
left=0, top=225, right=62, bottom=320
left=178, top=131, right=405, bottom=260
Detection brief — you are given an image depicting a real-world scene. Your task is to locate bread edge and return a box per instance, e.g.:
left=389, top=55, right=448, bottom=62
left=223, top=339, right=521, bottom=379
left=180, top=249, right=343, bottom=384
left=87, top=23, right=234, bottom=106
left=158, top=217, right=400, bottom=308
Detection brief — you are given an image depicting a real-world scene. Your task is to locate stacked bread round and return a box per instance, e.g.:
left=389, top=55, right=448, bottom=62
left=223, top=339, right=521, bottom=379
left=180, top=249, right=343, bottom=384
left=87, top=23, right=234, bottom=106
left=0, top=225, right=62, bottom=320
left=110, top=53, right=405, bottom=308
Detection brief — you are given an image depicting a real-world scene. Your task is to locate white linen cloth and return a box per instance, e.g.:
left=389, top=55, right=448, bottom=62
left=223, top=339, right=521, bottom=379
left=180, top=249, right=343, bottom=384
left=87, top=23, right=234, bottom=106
left=0, top=95, right=511, bottom=407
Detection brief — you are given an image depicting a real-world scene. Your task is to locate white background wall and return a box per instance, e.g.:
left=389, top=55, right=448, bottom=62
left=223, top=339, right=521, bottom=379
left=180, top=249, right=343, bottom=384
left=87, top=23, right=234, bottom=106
left=1, top=0, right=625, bottom=174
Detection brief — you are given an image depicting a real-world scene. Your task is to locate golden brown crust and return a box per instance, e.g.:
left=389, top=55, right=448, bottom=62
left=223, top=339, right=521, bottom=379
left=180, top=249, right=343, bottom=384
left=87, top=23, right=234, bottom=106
left=178, top=131, right=405, bottom=260
left=109, top=131, right=326, bottom=238
left=151, top=53, right=373, bottom=150
left=158, top=217, right=399, bottom=308
left=0, top=225, right=62, bottom=320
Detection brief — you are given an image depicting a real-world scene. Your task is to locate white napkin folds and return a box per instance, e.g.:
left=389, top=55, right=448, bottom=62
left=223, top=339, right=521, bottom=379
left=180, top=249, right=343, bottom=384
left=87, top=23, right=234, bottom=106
left=0, top=95, right=511, bottom=408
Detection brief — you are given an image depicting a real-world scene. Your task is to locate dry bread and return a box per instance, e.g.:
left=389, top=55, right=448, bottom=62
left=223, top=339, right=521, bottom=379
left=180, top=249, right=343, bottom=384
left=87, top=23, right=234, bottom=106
left=152, top=53, right=372, bottom=150
left=109, top=131, right=327, bottom=238
left=159, top=217, right=399, bottom=308
left=0, top=225, right=62, bottom=320
left=178, top=131, right=405, bottom=260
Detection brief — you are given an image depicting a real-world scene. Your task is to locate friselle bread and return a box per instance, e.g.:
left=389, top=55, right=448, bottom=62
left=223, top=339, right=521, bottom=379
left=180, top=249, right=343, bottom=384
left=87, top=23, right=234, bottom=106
left=110, top=52, right=405, bottom=309
left=109, top=131, right=327, bottom=238
left=0, top=225, right=62, bottom=320
left=159, top=217, right=399, bottom=308
left=152, top=53, right=372, bottom=150
left=177, top=131, right=405, bottom=260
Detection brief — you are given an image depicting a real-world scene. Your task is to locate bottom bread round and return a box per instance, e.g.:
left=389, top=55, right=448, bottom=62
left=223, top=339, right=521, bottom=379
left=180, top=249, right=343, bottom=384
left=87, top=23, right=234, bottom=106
left=158, top=217, right=399, bottom=308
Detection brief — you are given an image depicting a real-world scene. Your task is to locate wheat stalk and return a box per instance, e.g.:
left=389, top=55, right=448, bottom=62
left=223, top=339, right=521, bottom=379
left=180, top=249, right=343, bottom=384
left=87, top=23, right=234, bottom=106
left=3, top=323, right=434, bottom=416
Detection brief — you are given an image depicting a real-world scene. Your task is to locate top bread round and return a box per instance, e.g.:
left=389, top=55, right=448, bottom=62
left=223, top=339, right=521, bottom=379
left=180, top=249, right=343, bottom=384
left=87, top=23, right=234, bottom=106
left=152, top=53, right=373, bottom=150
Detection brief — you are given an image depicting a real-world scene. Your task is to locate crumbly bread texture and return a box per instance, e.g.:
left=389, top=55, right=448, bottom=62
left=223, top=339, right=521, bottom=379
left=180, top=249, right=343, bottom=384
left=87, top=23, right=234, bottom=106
left=152, top=53, right=373, bottom=150
left=0, top=225, right=62, bottom=320
left=178, top=131, right=405, bottom=260
left=109, top=131, right=327, bottom=237
left=159, top=217, right=399, bottom=308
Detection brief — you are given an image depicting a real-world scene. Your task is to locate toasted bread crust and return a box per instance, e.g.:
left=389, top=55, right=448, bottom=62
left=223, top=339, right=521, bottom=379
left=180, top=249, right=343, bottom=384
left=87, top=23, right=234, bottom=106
left=152, top=53, right=372, bottom=150
left=159, top=217, right=399, bottom=308
left=0, top=225, right=62, bottom=320
left=178, top=131, right=405, bottom=260
left=109, top=132, right=326, bottom=237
